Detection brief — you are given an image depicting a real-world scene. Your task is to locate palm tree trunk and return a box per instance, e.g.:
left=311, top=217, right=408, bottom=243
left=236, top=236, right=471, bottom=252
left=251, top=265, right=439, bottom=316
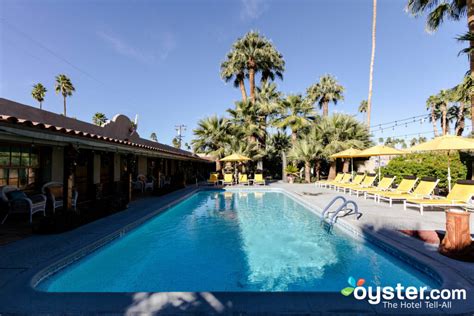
left=431, top=107, right=439, bottom=137
left=442, top=106, right=447, bottom=135
left=322, top=101, right=329, bottom=117
left=366, top=0, right=377, bottom=131
left=305, top=161, right=311, bottom=183
left=314, top=159, right=321, bottom=181
left=249, top=66, right=256, bottom=103
left=239, top=79, right=248, bottom=103
left=328, top=160, right=337, bottom=180
left=63, top=96, right=67, bottom=116
left=291, top=132, right=297, bottom=144
left=281, top=151, right=287, bottom=182
left=39, top=101, right=42, bottom=110
left=456, top=102, right=465, bottom=136
left=468, top=2, right=474, bottom=135
left=216, top=160, right=221, bottom=172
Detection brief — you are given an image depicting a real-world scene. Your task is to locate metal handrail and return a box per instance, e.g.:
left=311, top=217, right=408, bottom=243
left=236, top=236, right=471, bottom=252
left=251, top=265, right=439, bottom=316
left=321, top=196, right=362, bottom=228
left=321, top=196, right=347, bottom=219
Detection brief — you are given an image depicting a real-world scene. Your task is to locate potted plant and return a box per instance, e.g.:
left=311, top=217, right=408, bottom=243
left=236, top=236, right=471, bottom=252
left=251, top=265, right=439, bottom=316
left=285, top=165, right=299, bottom=184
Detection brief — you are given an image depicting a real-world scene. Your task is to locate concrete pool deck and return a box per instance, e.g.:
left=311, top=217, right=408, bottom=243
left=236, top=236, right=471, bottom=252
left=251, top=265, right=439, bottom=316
left=0, top=183, right=473, bottom=314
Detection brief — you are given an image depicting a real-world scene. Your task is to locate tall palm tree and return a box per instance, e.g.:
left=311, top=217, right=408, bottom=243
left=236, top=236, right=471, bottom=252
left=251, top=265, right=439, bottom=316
left=31, top=83, right=47, bottom=109
left=288, top=138, right=323, bottom=183
left=367, top=0, right=377, bottom=129
left=150, top=132, right=158, bottom=142
left=450, top=75, right=473, bottom=135
left=437, top=89, right=454, bottom=135
left=92, top=112, right=108, bottom=126
left=406, top=0, right=472, bottom=130
left=55, top=74, right=75, bottom=116
left=267, top=131, right=291, bottom=182
left=426, top=94, right=441, bottom=137
left=192, top=116, right=231, bottom=171
left=306, top=74, right=345, bottom=117
left=233, top=31, right=285, bottom=103
left=274, top=94, right=315, bottom=144
left=220, top=50, right=248, bottom=102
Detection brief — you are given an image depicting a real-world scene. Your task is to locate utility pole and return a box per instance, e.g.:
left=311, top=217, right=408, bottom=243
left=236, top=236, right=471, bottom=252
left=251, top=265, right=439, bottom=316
left=174, top=124, right=186, bottom=149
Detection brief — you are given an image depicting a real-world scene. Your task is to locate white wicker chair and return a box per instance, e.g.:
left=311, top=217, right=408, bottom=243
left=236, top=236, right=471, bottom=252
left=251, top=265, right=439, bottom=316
left=42, top=182, right=64, bottom=213
left=1, top=186, right=46, bottom=224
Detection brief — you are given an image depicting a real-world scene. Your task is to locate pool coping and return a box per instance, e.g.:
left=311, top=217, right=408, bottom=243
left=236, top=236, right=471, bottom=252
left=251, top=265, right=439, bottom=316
left=0, top=185, right=473, bottom=314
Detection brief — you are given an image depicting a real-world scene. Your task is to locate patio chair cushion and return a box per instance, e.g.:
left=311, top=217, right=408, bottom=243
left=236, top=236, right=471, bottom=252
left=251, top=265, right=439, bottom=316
left=6, top=190, right=27, bottom=201
left=48, top=186, right=63, bottom=199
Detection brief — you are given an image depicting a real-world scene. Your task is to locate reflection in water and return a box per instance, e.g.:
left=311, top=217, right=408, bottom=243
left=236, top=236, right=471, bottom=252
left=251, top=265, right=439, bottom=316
left=235, top=192, right=338, bottom=291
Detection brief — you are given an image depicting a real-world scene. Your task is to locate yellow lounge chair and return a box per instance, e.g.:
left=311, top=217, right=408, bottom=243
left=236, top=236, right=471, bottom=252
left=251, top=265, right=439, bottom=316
left=377, top=177, right=439, bottom=207
left=253, top=173, right=266, bottom=185
left=328, top=173, right=352, bottom=189
left=357, top=175, right=396, bottom=200
left=405, top=180, right=474, bottom=215
left=207, top=173, right=219, bottom=185
left=239, top=173, right=250, bottom=185
left=347, top=173, right=378, bottom=196
left=368, top=176, right=418, bottom=203
left=334, top=173, right=366, bottom=193
left=220, top=173, right=234, bottom=186
left=317, top=173, right=343, bottom=188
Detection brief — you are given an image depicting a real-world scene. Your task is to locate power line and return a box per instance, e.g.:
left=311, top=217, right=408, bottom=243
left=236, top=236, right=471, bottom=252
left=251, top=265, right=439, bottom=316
left=1, top=18, right=104, bottom=85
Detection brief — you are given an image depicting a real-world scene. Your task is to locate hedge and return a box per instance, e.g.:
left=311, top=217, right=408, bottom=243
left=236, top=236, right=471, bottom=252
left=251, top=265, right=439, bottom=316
left=379, top=152, right=467, bottom=191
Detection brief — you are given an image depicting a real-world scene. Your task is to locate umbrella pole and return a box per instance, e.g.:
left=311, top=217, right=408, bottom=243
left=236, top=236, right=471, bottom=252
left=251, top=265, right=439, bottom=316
left=378, top=156, right=381, bottom=180
left=351, top=158, right=354, bottom=178
left=447, top=152, right=451, bottom=192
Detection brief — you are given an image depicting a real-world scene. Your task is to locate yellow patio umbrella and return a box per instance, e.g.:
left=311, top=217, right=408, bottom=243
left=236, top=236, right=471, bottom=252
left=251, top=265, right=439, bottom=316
left=220, top=153, right=251, bottom=182
left=409, top=134, right=474, bottom=191
left=330, top=148, right=362, bottom=177
left=220, top=153, right=251, bottom=162
left=354, top=145, right=407, bottom=180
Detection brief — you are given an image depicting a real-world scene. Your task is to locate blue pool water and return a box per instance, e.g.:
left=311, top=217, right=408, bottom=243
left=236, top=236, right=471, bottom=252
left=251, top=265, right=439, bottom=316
left=39, top=190, right=438, bottom=292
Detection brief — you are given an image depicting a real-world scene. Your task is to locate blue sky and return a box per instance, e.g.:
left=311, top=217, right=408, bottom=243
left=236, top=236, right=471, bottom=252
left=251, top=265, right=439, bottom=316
left=0, top=0, right=468, bottom=146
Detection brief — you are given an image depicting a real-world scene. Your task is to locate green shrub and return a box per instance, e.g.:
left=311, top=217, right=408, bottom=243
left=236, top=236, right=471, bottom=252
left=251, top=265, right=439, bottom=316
left=379, top=152, right=467, bottom=190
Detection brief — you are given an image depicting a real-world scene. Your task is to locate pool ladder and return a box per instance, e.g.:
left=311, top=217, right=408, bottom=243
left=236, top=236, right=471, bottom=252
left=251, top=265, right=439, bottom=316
left=321, top=196, right=362, bottom=228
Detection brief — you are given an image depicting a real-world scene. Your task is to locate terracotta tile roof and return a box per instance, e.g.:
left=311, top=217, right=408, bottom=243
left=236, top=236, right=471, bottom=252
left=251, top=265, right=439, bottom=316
left=0, top=98, right=205, bottom=161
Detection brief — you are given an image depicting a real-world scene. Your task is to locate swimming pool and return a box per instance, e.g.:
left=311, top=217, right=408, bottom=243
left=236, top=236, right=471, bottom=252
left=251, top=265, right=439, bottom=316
left=38, top=190, right=438, bottom=292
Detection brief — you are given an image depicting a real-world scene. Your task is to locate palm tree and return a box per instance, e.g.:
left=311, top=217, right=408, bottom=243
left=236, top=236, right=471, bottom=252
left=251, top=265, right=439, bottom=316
left=437, top=89, right=454, bottom=135
left=227, top=100, right=266, bottom=144
left=232, top=31, right=285, bottom=103
left=220, top=50, right=248, bottom=102
left=358, top=99, right=368, bottom=122
left=274, top=94, right=315, bottom=144
left=255, top=82, right=281, bottom=142
left=426, top=95, right=441, bottom=137
left=288, top=138, right=323, bottom=183
left=92, top=113, right=108, bottom=126
left=150, top=132, right=158, bottom=142
left=367, top=0, right=377, bottom=129
left=31, top=83, right=47, bottom=109
left=192, top=116, right=231, bottom=170
left=310, top=114, right=372, bottom=179
left=306, top=74, right=345, bottom=117
left=55, top=74, right=75, bottom=116
left=267, top=131, right=291, bottom=182
left=451, top=75, right=473, bottom=135
left=406, top=0, right=472, bottom=130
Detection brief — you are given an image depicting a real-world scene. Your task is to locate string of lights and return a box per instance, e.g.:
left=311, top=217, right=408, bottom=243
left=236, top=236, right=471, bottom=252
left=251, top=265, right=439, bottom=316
left=371, top=114, right=432, bottom=133
left=375, top=124, right=473, bottom=141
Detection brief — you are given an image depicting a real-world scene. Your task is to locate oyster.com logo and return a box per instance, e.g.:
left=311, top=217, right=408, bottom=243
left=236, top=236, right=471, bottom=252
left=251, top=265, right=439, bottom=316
left=340, top=276, right=466, bottom=310
left=341, top=276, right=365, bottom=297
